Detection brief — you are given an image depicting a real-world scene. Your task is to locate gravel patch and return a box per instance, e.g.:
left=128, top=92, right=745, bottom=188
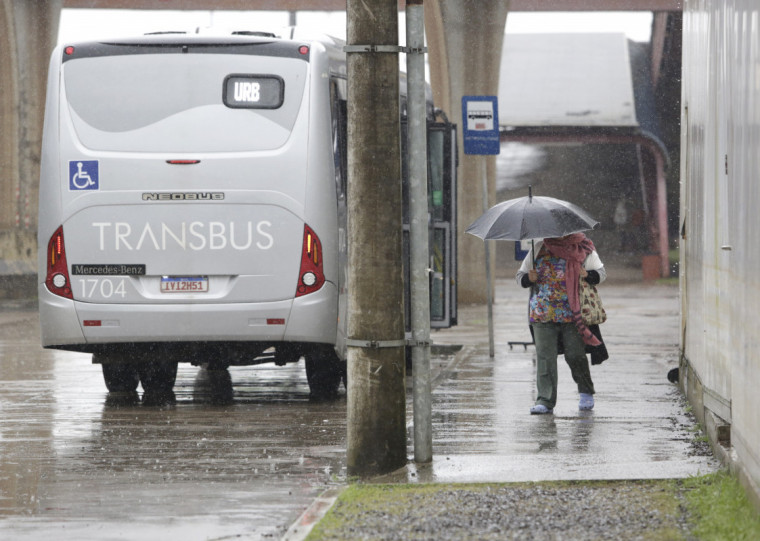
left=309, top=481, right=689, bottom=541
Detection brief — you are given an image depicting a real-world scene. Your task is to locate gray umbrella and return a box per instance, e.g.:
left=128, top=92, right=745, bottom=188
left=465, top=189, right=600, bottom=242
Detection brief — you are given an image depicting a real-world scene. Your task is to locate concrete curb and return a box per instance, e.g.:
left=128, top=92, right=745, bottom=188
left=281, top=486, right=346, bottom=541
left=283, top=345, right=469, bottom=539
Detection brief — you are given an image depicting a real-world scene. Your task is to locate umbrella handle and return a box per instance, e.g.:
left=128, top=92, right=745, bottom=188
left=531, top=239, right=536, bottom=269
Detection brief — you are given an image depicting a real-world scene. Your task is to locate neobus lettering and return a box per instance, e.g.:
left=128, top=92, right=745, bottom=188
left=142, top=193, right=225, bottom=201
left=92, top=221, right=274, bottom=251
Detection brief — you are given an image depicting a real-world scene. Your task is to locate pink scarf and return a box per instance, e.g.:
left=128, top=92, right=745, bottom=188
left=543, top=233, right=601, bottom=346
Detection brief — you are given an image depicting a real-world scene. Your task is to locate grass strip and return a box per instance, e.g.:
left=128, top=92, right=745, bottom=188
left=681, top=470, right=760, bottom=540
left=307, top=472, right=760, bottom=540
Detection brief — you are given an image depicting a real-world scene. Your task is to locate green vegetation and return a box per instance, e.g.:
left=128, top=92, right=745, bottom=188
left=682, top=470, right=760, bottom=540
left=688, top=422, right=710, bottom=443
left=307, top=484, right=447, bottom=538
left=669, top=247, right=679, bottom=265
left=306, top=472, right=760, bottom=540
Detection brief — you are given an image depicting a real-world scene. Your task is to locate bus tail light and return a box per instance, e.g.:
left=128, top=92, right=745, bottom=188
left=296, top=224, right=324, bottom=297
left=166, top=159, right=201, bottom=165
left=45, top=226, right=73, bottom=299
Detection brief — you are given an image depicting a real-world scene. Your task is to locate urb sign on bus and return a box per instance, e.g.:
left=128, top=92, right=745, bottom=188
left=461, top=96, right=500, bottom=155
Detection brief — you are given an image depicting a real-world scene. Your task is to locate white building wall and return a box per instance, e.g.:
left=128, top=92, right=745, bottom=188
left=681, top=0, right=760, bottom=504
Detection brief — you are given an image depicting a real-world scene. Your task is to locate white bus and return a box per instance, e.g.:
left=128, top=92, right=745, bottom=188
left=38, top=29, right=457, bottom=399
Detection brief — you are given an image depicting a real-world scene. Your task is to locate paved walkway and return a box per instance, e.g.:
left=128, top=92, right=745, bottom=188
left=285, top=272, right=720, bottom=539
left=383, top=274, right=718, bottom=483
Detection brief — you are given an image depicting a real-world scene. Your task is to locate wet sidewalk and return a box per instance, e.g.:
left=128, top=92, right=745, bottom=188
left=285, top=272, right=720, bottom=539
left=392, top=274, right=718, bottom=483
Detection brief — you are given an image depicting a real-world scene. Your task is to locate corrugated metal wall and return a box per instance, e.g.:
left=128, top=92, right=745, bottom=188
left=681, top=0, right=760, bottom=501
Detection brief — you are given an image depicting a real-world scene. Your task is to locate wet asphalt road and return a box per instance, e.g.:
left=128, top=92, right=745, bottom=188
left=1, top=276, right=719, bottom=540
left=0, top=302, right=347, bottom=540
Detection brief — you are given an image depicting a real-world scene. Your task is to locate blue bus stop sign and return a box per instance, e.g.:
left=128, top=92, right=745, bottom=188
left=462, top=95, right=500, bottom=155
left=515, top=239, right=530, bottom=261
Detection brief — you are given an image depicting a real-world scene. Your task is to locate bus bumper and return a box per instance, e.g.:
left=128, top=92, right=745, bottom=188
left=39, top=282, right=338, bottom=349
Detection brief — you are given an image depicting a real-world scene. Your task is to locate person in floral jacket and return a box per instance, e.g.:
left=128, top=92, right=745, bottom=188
left=516, top=233, right=606, bottom=414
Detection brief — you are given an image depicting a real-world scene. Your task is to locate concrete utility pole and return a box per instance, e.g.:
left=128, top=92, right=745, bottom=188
left=0, top=0, right=62, bottom=268
left=345, top=0, right=407, bottom=476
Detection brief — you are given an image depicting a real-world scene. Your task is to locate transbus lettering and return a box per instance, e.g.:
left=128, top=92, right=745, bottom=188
left=229, top=221, right=253, bottom=250
left=136, top=222, right=160, bottom=250
left=93, top=222, right=110, bottom=250
left=92, top=221, right=274, bottom=252
left=189, top=221, right=206, bottom=250
left=115, top=223, right=133, bottom=250
left=162, top=222, right=186, bottom=249
left=209, top=222, right=227, bottom=250
left=257, top=221, right=274, bottom=250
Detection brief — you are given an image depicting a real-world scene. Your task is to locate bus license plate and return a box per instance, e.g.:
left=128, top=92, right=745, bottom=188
left=160, top=276, right=208, bottom=293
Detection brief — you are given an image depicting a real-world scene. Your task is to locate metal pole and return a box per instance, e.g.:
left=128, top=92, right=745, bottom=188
left=406, top=0, right=432, bottom=463
left=482, top=158, right=495, bottom=357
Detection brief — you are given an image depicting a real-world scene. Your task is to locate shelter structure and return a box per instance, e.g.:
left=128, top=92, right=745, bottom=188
left=0, top=2, right=681, bottom=299
left=498, top=32, right=671, bottom=277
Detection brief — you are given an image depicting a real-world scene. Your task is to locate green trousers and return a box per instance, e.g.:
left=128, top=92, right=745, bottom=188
left=532, top=322, right=595, bottom=409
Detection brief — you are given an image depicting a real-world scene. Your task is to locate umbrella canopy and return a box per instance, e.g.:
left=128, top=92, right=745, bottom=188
left=466, top=193, right=600, bottom=241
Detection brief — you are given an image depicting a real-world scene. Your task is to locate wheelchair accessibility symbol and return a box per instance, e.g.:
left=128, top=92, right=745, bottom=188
left=69, top=160, right=99, bottom=191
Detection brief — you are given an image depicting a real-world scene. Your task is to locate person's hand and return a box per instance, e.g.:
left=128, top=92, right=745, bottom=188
left=580, top=267, right=588, bottom=278
left=528, top=269, right=538, bottom=283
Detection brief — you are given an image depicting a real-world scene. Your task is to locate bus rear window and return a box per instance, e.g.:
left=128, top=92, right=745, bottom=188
left=63, top=54, right=306, bottom=153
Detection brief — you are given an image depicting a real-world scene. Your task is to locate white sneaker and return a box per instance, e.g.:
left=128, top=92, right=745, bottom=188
left=579, top=393, right=594, bottom=410
left=530, top=404, right=553, bottom=415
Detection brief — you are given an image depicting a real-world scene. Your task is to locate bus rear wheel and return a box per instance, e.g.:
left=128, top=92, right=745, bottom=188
left=305, top=349, right=343, bottom=400
left=202, top=360, right=230, bottom=371
left=100, top=357, right=139, bottom=393
left=138, top=360, right=178, bottom=393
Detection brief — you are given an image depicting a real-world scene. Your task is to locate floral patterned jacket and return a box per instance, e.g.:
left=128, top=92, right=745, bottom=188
left=515, top=240, right=606, bottom=323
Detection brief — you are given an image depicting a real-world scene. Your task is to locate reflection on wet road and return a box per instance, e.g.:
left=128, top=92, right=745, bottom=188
left=0, top=305, right=346, bottom=540
left=1, top=281, right=719, bottom=539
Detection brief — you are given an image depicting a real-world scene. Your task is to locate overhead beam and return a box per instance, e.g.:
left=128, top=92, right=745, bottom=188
left=511, top=0, right=681, bottom=9
left=63, top=0, right=682, bottom=12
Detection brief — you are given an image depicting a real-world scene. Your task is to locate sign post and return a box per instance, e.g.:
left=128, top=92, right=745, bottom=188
left=406, top=0, right=432, bottom=464
left=462, top=96, right=500, bottom=357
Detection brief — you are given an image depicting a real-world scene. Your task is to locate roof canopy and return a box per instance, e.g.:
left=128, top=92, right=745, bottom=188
left=499, top=33, right=637, bottom=128
left=496, top=32, right=671, bottom=277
